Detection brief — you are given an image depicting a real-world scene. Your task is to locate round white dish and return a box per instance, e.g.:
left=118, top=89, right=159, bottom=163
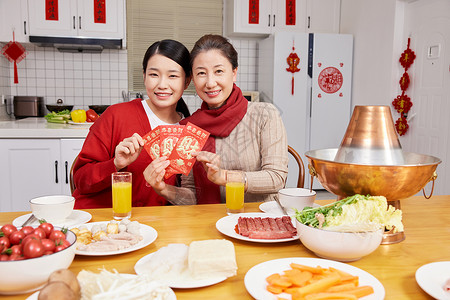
left=415, top=261, right=450, bottom=300
left=13, top=210, right=92, bottom=228
left=259, top=201, right=320, bottom=215
left=215, top=212, right=298, bottom=243
left=68, top=120, right=94, bottom=127
left=72, top=221, right=157, bottom=256
left=135, top=252, right=227, bottom=289
left=244, top=257, right=385, bottom=300
left=26, top=274, right=177, bottom=300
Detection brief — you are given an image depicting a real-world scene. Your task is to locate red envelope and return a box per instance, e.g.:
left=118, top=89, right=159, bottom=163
left=167, top=122, right=210, bottom=176
left=159, top=125, right=184, bottom=157
left=142, top=126, right=161, bottom=160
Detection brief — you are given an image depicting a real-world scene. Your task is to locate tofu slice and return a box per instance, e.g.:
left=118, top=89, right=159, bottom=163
left=188, top=239, right=238, bottom=279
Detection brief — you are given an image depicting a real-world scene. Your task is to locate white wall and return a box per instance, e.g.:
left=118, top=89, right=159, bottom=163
left=340, top=0, right=400, bottom=108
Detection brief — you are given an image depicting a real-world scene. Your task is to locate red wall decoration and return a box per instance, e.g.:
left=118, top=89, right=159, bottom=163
left=286, top=0, right=296, bottom=26
left=45, top=0, right=58, bottom=21
left=94, top=0, right=106, bottom=24
left=249, top=0, right=259, bottom=24
left=392, top=38, right=416, bottom=136
left=286, top=41, right=300, bottom=95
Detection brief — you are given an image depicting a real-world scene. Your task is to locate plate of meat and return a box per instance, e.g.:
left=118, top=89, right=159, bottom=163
left=71, top=221, right=158, bottom=256
left=215, top=213, right=299, bottom=243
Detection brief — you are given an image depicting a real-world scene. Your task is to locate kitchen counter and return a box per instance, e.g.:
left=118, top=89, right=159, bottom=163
left=0, top=117, right=89, bottom=138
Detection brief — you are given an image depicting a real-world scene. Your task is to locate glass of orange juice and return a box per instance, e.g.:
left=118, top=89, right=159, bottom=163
left=226, top=171, right=245, bottom=215
left=112, top=172, right=132, bottom=220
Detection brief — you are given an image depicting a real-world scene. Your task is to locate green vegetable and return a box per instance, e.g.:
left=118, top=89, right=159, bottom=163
left=44, top=110, right=71, bottom=124
left=295, top=194, right=404, bottom=233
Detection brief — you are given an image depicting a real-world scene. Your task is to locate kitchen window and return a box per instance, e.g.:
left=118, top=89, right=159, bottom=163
left=126, top=0, right=223, bottom=92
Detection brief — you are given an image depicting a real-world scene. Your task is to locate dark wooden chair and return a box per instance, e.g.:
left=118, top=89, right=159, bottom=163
left=288, top=145, right=305, bottom=188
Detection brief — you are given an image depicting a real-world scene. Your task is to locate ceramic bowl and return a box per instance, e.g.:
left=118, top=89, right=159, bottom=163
left=296, top=220, right=383, bottom=262
left=0, top=229, right=76, bottom=295
left=30, top=195, right=75, bottom=223
left=278, top=188, right=316, bottom=212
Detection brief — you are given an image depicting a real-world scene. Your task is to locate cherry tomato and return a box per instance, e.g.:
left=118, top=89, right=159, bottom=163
left=49, top=230, right=66, bottom=241
left=20, top=226, right=34, bottom=236
left=23, top=240, right=44, bottom=258
left=0, top=254, right=9, bottom=261
left=33, top=227, right=46, bottom=239
left=10, top=244, right=22, bottom=255
left=55, top=244, right=68, bottom=252
left=1, top=224, right=17, bottom=238
left=38, top=222, right=54, bottom=238
left=41, top=238, right=56, bottom=252
left=21, top=234, right=41, bottom=247
left=8, top=253, right=24, bottom=261
left=0, top=236, right=10, bottom=253
left=9, top=230, right=25, bottom=245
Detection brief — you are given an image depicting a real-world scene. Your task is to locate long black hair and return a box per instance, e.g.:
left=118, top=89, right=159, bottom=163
left=142, top=39, right=191, bottom=117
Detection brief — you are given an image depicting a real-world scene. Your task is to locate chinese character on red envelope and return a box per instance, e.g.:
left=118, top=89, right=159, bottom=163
left=159, top=125, right=184, bottom=157
left=142, top=127, right=161, bottom=160
left=166, top=122, right=210, bottom=177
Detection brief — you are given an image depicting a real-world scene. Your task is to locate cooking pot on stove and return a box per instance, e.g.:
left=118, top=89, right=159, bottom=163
left=13, top=96, right=45, bottom=118
left=46, top=98, right=74, bottom=113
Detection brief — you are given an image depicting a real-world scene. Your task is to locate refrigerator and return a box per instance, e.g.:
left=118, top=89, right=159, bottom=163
left=258, top=32, right=353, bottom=189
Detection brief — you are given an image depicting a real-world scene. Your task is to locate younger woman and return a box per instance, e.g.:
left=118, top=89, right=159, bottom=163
left=144, top=34, right=288, bottom=204
left=73, top=39, right=191, bottom=208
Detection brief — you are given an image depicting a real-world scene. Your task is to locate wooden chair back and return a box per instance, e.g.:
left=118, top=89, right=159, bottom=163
left=288, top=145, right=305, bottom=188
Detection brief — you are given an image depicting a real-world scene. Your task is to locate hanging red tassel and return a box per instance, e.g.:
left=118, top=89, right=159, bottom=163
left=286, top=41, right=300, bottom=95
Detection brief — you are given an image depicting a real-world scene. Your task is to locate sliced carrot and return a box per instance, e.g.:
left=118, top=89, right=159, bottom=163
left=325, top=282, right=357, bottom=292
left=290, top=263, right=325, bottom=274
left=304, top=292, right=357, bottom=300
left=272, top=276, right=293, bottom=288
left=266, top=284, right=284, bottom=294
left=296, top=274, right=341, bottom=296
left=287, top=270, right=313, bottom=287
left=341, top=285, right=375, bottom=298
left=266, top=273, right=282, bottom=284
left=284, top=268, right=302, bottom=277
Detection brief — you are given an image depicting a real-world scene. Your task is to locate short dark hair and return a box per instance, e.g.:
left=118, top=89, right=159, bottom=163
left=190, top=34, right=238, bottom=70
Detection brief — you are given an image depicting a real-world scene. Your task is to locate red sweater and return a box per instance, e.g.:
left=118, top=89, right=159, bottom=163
left=72, top=99, right=173, bottom=208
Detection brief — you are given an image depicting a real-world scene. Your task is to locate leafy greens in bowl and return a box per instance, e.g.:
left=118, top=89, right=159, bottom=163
left=295, top=194, right=404, bottom=233
left=294, top=194, right=404, bottom=261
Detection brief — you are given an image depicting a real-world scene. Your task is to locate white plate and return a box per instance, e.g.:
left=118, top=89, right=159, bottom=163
left=68, top=120, right=94, bottom=127
left=134, top=252, right=227, bottom=289
left=244, top=257, right=385, bottom=300
left=415, top=261, right=450, bottom=300
left=13, top=210, right=92, bottom=228
left=26, top=274, right=176, bottom=300
left=259, top=201, right=321, bottom=215
left=215, top=213, right=299, bottom=243
left=72, top=221, right=157, bottom=256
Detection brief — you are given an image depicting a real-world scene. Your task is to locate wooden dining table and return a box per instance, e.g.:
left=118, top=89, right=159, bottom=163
left=1, top=195, right=449, bottom=300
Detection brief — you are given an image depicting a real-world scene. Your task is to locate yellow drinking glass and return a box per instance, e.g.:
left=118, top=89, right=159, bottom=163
left=226, top=171, right=245, bottom=215
left=112, top=172, right=132, bottom=219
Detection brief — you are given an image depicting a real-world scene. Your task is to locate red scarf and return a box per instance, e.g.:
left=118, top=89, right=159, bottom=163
left=180, top=84, right=248, bottom=204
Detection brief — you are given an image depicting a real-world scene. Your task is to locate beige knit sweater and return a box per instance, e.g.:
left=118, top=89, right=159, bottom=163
left=169, top=102, right=288, bottom=205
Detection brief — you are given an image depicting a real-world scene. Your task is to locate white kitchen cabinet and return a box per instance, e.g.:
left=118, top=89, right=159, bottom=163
left=306, top=0, right=341, bottom=33
left=28, top=0, right=124, bottom=39
left=0, top=0, right=29, bottom=43
left=0, top=138, right=84, bottom=212
left=224, top=0, right=340, bottom=36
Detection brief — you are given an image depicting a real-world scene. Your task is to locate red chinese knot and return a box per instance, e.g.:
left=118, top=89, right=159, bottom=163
left=393, top=38, right=415, bottom=136
left=286, top=44, right=300, bottom=95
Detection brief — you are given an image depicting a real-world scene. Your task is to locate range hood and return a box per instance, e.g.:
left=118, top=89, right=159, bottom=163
left=29, top=36, right=122, bottom=53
